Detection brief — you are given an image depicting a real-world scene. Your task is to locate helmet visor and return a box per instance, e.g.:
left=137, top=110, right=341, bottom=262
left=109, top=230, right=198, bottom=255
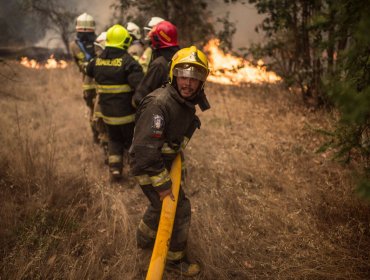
left=173, top=64, right=208, bottom=82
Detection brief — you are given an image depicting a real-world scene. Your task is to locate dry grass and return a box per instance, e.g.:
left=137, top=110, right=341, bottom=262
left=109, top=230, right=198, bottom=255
left=0, top=60, right=369, bottom=279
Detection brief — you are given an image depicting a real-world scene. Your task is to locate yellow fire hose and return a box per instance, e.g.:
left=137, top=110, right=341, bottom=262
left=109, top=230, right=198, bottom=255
left=146, top=154, right=182, bottom=280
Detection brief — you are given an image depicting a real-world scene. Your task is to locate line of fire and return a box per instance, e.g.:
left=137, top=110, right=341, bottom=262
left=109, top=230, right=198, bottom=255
left=19, top=38, right=281, bottom=85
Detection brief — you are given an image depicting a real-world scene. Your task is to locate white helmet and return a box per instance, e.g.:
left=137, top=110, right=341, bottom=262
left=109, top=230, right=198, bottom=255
left=94, top=31, right=107, bottom=49
left=76, top=13, right=95, bottom=32
left=144, top=16, right=165, bottom=39
left=126, top=22, right=142, bottom=40
left=147, top=17, right=165, bottom=28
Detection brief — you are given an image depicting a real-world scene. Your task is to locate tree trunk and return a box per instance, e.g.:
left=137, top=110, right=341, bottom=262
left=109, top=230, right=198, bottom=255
left=327, top=1, right=336, bottom=76
left=300, top=0, right=313, bottom=103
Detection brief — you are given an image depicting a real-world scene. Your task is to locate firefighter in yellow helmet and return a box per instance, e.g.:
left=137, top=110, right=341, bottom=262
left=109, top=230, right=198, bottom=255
left=69, top=13, right=99, bottom=143
left=86, top=24, right=144, bottom=179
left=129, top=46, right=210, bottom=276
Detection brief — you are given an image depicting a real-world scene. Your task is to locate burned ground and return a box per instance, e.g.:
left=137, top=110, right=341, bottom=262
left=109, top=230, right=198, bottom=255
left=1, top=61, right=369, bottom=279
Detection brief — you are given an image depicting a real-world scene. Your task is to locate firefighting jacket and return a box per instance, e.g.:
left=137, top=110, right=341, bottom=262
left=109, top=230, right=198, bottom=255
left=86, top=47, right=144, bottom=125
left=138, top=46, right=152, bottom=74
left=69, top=38, right=96, bottom=91
left=132, top=46, right=180, bottom=107
left=128, top=40, right=145, bottom=62
left=130, top=83, right=200, bottom=192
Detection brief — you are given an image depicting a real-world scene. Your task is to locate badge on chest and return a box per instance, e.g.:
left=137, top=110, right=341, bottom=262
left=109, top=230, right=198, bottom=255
left=151, top=114, right=165, bottom=138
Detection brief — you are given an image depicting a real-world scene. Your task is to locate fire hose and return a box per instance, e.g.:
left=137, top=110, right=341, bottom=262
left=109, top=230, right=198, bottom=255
left=146, top=154, right=182, bottom=280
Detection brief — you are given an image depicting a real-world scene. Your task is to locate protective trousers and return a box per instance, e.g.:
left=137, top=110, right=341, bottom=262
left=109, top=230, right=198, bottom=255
left=83, top=88, right=96, bottom=113
left=83, top=88, right=99, bottom=143
left=106, top=122, right=135, bottom=172
left=92, top=95, right=109, bottom=145
left=137, top=184, right=191, bottom=261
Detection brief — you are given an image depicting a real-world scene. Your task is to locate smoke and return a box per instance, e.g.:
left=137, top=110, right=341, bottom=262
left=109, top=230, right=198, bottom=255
left=228, top=2, right=265, bottom=48
left=211, top=1, right=265, bottom=51
left=37, top=0, right=265, bottom=51
left=36, top=0, right=116, bottom=49
left=0, top=0, right=116, bottom=50
left=0, top=0, right=46, bottom=47
left=0, top=0, right=263, bottom=51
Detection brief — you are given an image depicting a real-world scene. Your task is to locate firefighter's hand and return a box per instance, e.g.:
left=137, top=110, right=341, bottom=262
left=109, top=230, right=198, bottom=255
left=82, top=61, right=89, bottom=74
left=158, top=188, right=175, bottom=201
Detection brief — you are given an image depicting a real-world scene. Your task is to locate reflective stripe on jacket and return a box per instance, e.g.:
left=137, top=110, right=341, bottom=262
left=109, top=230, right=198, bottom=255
left=86, top=47, right=144, bottom=125
left=96, top=84, right=132, bottom=94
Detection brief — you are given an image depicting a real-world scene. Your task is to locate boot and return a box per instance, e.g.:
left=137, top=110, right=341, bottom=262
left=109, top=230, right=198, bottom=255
left=136, top=230, right=155, bottom=249
left=166, top=258, right=201, bottom=277
left=110, top=168, right=122, bottom=181
left=136, top=221, right=156, bottom=249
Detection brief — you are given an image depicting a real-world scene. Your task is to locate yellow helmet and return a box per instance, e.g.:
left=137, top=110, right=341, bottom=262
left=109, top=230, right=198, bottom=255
left=76, top=13, right=95, bottom=32
left=105, top=24, right=132, bottom=50
left=169, top=46, right=210, bottom=84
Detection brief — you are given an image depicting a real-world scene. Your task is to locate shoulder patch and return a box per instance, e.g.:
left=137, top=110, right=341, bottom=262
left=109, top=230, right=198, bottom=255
left=151, top=114, right=165, bottom=138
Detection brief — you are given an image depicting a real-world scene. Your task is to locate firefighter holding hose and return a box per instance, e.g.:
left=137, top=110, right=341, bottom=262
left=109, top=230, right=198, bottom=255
left=130, top=46, right=211, bottom=276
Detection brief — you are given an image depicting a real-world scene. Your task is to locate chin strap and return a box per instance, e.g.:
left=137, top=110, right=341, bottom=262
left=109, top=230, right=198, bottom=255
left=192, top=87, right=210, bottom=111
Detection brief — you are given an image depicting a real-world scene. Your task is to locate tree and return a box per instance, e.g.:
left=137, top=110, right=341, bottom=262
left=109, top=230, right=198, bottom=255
left=22, top=0, right=80, bottom=54
left=246, top=0, right=370, bottom=198
left=0, top=1, right=46, bottom=47
left=216, top=12, right=237, bottom=52
left=247, top=0, right=329, bottom=106
left=324, top=2, right=370, bottom=198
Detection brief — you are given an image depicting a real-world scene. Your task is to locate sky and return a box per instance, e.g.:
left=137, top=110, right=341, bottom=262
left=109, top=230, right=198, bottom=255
left=33, top=0, right=265, bottom=51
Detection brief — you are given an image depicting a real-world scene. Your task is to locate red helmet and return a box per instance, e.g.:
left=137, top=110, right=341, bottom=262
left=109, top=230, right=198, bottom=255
left=149, top=21, right=178, bottom=49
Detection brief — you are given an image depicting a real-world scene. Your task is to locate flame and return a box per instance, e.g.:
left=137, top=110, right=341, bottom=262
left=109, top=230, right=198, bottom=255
left=20, top=57, right=41, bottom=69
left=20, top=55, right=68, bottom=69
left=204, top=39, right=281, bottom=85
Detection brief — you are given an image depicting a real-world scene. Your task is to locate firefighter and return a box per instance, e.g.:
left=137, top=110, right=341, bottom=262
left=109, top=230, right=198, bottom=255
left=86, top=24, right=144, bottom=179
left=126, top=22, right=145, bottom=62
left=138, top=16, right=165, bottom=74
left=69, top=13, right=99, bottom=143
left=132, top=20, right=180, bottom=107
left=129, top=46, right=210, bottom=276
